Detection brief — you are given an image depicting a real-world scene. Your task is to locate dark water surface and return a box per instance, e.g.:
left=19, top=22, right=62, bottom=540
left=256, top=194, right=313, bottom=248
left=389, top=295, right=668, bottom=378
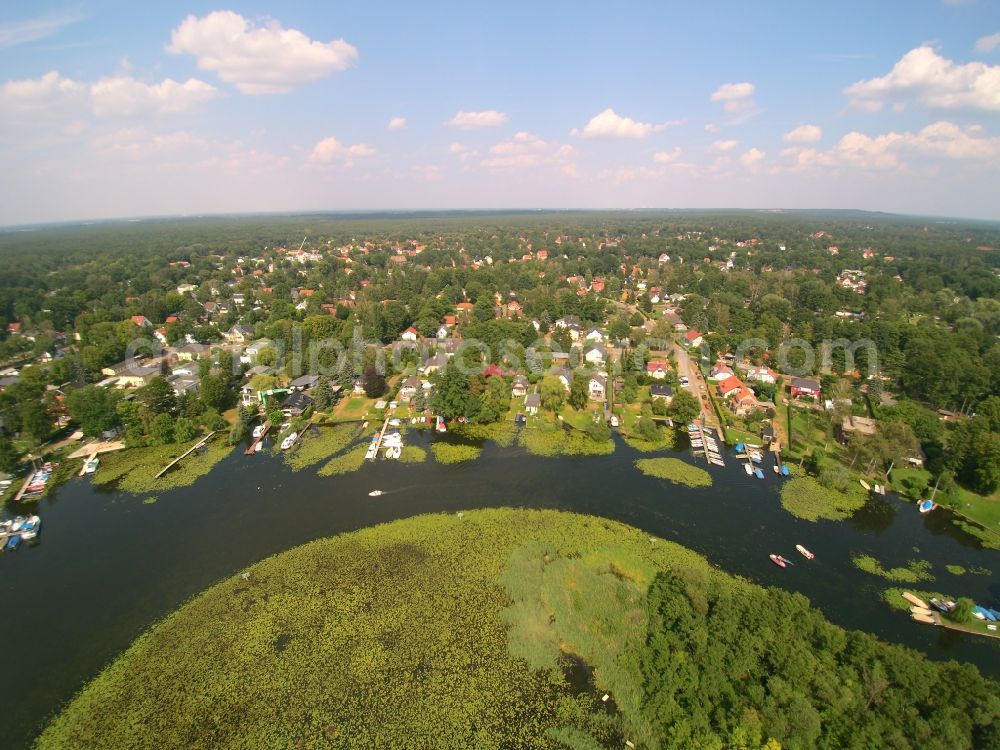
left=1, top=433, right=997, bottom=747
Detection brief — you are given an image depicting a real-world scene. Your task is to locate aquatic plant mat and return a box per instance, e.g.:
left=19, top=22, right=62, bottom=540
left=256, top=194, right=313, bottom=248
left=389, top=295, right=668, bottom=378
left=779, top=476, right=866, bottom=522
left=92, top=438, right=233, bottom=494
left=41, top=509, right=999, bottom=749
left=634, top=457, right=712, bottom=487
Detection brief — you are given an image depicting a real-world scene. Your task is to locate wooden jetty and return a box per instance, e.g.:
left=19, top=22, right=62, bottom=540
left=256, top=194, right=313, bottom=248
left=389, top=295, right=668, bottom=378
left=367, top=418, right=391, bottom=461
left=154, top=431, right=217, bottom=479
left=245, top=422, right=271, bottom=455
left=78, top=453, right=97, bottom=476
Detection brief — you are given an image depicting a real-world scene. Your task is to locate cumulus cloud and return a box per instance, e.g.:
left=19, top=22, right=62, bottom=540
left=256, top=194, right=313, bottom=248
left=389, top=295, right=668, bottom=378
left=975, top=32, right=1000, bottom=53
left=387, top=116, right=407, bottom=130
left=704, top=123, right=720, bottom=133
left=739, top=147, right=765, bottom=169
left=167, top=11, right=358, bottom=95
left=781, top=120, right=1000, bottom=171
left=480, top=131, right=577, bottom=174
left=446, top=110, right=508, bottom=128
left=1, top=70, right=220, bottom=125
left=708, top=139, right=738, bottom=153
left=90, top=76, right=220, bottom=117
left=782, top=124, right=822, bottom=143
left=710, top=82, right=756, bottom=113
left=844, top=46, right=1000, bottom=111
left=308, top=136, right=375, bottom=165
left=571, top=108, right=673, bottom=139
left=653, top=147, right=682, bottom=163
left=0, top=70, right=85, bottom=119
left=0, top=7, right=85, bottom=49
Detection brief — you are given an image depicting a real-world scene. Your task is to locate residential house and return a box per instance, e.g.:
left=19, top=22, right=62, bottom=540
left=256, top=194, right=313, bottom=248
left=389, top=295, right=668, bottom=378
left=152, top=328, right=168, bottom=345
left=583, top=344, right=607, bottom=366
left=436, top=324, right=450, bottom=339
left=398, top=375, right=422, bottom=401
left=646, top=360, right=669, bottom=379
left=422, top=352, right=449, bottom=374
left=716, top=375, right=744, bottom=399
left=241, top=338, right=273, bottom=364
left=790, top=377, right=821, bottom=399
left=115, top=365, right=160, bottom=388
left=511, top=375, right=529, bottom=398
left=650, top=384, right=674, bottom=403
left=289, top=374, right=320, bottom=392
left=167, top=375, right=200, bottom=396
left=176, top=343, right=212, bottom=361
left=584, top=328, right=604, bottom=343
left=683, top=330, right=704, bottom=348
left=130, top=315, right=152, bottom=328
left=401, top=326, right=420, bottom=342
left=746, top=364, right=778, bottom=384
left=728, top=386, right=758, bottom=417
left=551, top=366, right=573, bottom=391
left=281, top=392, right=314, bottom=417
left=588, top=373, right=607, bottom=401
left=245, top=365, right=274, bottom=378
left=225, top=324, right=254, bottom=344
left=840, top=415, right=877, bottom=441
left=524, top=392, right=541, bottom=415
left=709, top=360, right=734, bottom=380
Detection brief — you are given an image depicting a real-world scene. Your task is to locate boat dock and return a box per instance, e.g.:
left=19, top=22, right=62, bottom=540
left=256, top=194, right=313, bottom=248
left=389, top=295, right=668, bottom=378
left=67, top=440, right=126, bottom=460
left=689, top=424, right=724, bottom=467
left=77, top=453, right=97, bottom=476
left=245, top=422, right=271, bottom=454
left=154, top=431, right=217, bottom=479
left=367, top=418, right=391, bottom=461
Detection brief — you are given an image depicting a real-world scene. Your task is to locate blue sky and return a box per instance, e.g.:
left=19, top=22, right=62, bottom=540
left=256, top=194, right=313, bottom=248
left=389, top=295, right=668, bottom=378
left=1, top=1, right=999, bottom=224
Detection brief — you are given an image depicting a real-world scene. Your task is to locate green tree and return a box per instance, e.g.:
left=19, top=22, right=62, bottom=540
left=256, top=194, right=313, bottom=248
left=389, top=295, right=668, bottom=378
left=198, top=372, right=230, bottom=412
left=477, top=376, right=509, bottom=424
left=138, top=377, right=177, bottom=416
left=174, top=417, right=197, bottom=443
left=361, top=367, right=387, bottom=398
left=21, top=400, right=51, bottom=443
left=668, top=390, right=700, bottom=426
left=0, top=432, right=19, bottom=472
left=431, top=366, right=474, bottom=419
left=150, top=412, right=175, bottom=444
left=65, top=386, right=122, bottom=437
left=539, top=376, right=565, bottom=413
left=568, top=375, right=589, bottom=410
left=312, top=378, right=335, bottom=411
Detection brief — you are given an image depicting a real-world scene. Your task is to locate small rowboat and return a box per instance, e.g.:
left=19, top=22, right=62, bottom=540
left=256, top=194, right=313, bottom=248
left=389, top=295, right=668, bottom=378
left=859, top=479, right=871, bottom=491
left=918, top=499, right=937, bottom=514
left=769, top=554, right=787, bottom=568
left=911, top=612, right=937, bottom=625
left=795, top=544, right=814, bottom=560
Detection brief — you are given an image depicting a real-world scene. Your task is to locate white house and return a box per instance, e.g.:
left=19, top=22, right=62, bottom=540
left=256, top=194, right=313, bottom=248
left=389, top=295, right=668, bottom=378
left=583, top=344, right=607, bottom=366
left=584, top=328, right=604, bottom=343
left=588, top=373, right=607, bottom=401
left=401, top=326, right=419, bottom=342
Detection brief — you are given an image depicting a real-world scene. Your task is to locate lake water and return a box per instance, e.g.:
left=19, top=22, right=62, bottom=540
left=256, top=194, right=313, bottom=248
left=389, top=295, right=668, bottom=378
left=1, top=432, right=997, bottom=748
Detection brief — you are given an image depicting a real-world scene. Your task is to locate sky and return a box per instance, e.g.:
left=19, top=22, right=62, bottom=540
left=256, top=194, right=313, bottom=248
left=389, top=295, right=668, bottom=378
left=1, top=0, right=999, bottom=225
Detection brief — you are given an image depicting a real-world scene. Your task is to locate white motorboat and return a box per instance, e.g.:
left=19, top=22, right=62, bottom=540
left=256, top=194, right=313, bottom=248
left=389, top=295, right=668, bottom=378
left=368, top=490, right=384, bottom=497
left=280, top=432, right=297, bottom=450
left=252, top=425, right=265, bottom=439
left=83, top=457, right=100, bottom=474
left=19, top=515, right=41, bottom=541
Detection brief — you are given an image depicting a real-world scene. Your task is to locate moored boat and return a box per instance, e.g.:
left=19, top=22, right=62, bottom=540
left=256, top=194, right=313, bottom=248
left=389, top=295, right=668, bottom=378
left=280, top=432, right=297, bottom=450
left=744, top=464, right=753, bottom=476
left=19, top=515, right=40, bottom=541
left=859, top=479, right=871, bottom=491
left=795, top=544, right=814, bottom=560
left=4, top=534, right=21, bottom=551
left=11, top=516, right=25, bottom=532
left=252, top=425, right=265, bottom=439
left=753, top=467, right=764, bottom=479
left=769, top=554, right=787, bottom=568
left=918, top=499, right=937, bottom=514
left=930, top=598, right=956, bottom=614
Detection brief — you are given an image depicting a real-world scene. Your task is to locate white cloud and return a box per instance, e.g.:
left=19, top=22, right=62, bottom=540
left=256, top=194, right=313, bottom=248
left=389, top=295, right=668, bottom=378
left=0, top=70, right=85, bottom=119
left=780, top=120, right=1000, bottom=171
left=90, top=76, right=220, bottom=117
left=710, top=82, right=756, bottom=113
left=704, top=123, right=720, bottom=133
left=571, top=108, right=672, bottom=139
left=975, top=32, right=1000, bottom=53
left=446, top=110, right=508, bottom=129
left=480, top=131, right=577, bottom=174
left=308, top=136, right=375, bottom=165
left=448, top=142, right=478, bottom=163
left=167, top=11, right=358, bottom=95
left=653, top=147, right=682, bottom=163
left=388, top=116, right=407, bottom=130
left=0, top=8, right=85, bottom=49
left=844, top=46, right=1000, bottom=111
left=739, top=147, right=765, bottom=169
left=708, top=139, right=738, bottom=153
left=782, top=124, right=822, bottom=144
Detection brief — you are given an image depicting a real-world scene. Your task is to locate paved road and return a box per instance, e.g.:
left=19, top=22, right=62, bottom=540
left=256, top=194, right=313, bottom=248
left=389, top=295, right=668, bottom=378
left=672, top=342, right=720, bottom=431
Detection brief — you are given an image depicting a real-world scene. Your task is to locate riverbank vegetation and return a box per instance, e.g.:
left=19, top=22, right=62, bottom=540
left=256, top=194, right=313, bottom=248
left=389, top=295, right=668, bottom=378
left=518, top=424, right=615, bottom=457
left=635, top=458, right=712, bottom=488
left=853, top=554, right=934, bottom=583
left=39, top=509, right=999, bottom=749
left=92, top=437, right=232, bottom=494
left=399, top=445, right=428, bottom=463
left=779, top=476, right=867, bottom=522
left=283, top=424, right=361, bottom=471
